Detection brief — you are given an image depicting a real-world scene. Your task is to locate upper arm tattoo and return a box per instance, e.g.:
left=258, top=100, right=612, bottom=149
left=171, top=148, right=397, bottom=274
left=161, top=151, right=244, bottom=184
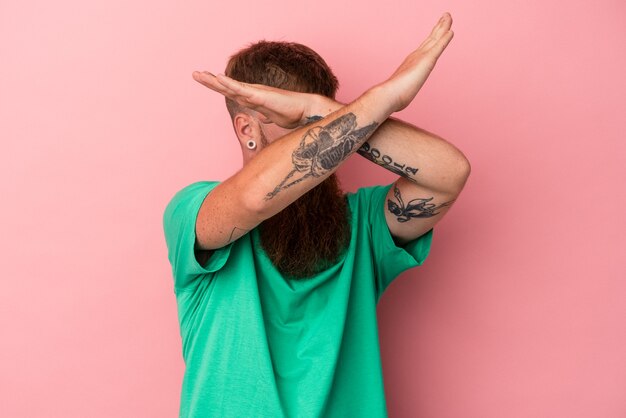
left=387, top=184, right=455, bottom=222
left=265, top=113, right=379, bottom=200
left=227, top=226, right=250, bottom=244
left=357, top=142, right=419, bottom=184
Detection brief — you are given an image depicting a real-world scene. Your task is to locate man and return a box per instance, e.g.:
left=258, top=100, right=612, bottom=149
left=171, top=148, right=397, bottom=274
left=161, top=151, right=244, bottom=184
left=163, top=12, right=469, bottom=418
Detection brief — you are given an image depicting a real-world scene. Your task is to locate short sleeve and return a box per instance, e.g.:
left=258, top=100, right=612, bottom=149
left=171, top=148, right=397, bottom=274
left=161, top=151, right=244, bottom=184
left=366, top=183, right=434, bottom=298
left=162, top=181, right=234, bottom=291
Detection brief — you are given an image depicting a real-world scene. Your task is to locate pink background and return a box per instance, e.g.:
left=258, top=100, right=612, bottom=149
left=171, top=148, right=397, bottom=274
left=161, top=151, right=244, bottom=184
left=1, top=0, right=624, bottom=417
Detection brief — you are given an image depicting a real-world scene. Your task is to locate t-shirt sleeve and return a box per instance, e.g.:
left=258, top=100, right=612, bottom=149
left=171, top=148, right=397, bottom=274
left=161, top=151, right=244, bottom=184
left=162, top=181, right=234, bottom=291
left=366, top=182, right=435, bottom=298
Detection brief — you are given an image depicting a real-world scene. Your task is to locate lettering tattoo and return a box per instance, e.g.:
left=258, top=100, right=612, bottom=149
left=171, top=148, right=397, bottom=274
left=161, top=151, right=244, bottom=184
left=387, top=184, right=455, bottom=222
left=357, top=142, right=419, bottom=183
left=265, top=113, right=379, bottom=200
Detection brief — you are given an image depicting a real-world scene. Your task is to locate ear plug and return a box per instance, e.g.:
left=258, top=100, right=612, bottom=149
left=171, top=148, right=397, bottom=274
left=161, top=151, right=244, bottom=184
left=246, top=140, right=257, bottom=150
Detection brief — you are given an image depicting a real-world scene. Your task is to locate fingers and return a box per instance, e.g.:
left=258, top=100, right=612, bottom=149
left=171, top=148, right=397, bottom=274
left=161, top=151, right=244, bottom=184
left=192, top=71, right=261, bottom=109
left=192, top=71, right=236, bottom=96
left=430, top=29, right=454, bottom=58
left=418, top=12, right=453, bottom=50
left=432, top=13, right=452, bottom=42
left=216, top=74, right=248, bottom=95
left=192, top=71, right=216, bottom=87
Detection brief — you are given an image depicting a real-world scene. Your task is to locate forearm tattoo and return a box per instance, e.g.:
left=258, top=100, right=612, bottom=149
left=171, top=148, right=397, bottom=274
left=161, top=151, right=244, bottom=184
left=265, top=113, right=379, bottom=200
left=387, top=184, right=455, bottom=222
left=357, top=142, right=419, bottom=183
left=304, top=115, right=323, bottom=125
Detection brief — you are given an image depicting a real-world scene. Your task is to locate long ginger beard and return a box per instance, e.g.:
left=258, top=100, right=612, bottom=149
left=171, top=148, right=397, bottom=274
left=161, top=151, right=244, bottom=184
left=258, top=174, right=351, bottom=280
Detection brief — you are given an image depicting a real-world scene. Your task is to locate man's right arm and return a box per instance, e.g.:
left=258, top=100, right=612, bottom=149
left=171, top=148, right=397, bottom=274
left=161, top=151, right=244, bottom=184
left=195, top=87, right=394, bottom=250
left=194, top=13, right=454, bottom=250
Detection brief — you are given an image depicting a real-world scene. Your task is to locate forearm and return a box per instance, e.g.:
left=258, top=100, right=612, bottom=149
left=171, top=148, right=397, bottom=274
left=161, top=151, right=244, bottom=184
left=235, top=87, right=392, bottom=220
left=309, top=96, right=470, bottom=194
left=359, top=118, right=470, bottom=194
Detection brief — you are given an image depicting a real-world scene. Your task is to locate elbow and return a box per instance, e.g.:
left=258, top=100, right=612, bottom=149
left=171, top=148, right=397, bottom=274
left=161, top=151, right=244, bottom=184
left=460, top=156, right=471, bottom=181
left=448, top=154, right=471, bottom=194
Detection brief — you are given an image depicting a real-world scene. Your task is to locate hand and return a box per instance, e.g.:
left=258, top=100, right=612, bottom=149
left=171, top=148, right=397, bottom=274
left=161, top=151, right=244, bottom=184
left=192, top=72, right=316, bottom=129
left=380, top=12, right=455, bottom=112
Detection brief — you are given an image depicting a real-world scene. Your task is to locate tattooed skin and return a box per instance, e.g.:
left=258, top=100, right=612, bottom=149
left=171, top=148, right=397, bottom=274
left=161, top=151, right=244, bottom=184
left=387, top=184, right=455, bottom=222
left=357, top=142, right=419, bottom=183
left=265, top=113, right=379, bottom=200
left=227, top=227, right=250, bottom=243
left=304, top=115, right=323, bottom=125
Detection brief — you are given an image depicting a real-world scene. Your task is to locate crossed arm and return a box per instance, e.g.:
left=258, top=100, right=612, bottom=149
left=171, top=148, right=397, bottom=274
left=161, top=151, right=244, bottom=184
left=284, top=95, right=470, bottom=245
left=192, top=13, right=467, bottom=250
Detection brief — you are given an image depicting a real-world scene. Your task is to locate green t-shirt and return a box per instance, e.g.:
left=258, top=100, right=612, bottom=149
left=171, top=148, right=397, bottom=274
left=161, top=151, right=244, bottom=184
left=163, top=181, right=434, bottom=418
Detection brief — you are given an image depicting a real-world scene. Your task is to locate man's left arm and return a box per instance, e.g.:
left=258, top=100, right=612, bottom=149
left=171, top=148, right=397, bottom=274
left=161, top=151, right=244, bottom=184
left=357, top=116, right=470, bottom=245
left=192, top=77, right=470, bottom=244
left=310, top=98, right=470, bottom=244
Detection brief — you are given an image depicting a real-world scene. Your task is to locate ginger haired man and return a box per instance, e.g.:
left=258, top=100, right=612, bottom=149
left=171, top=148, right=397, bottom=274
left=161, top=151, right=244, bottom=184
left=164, top=12, right=468, bottom=418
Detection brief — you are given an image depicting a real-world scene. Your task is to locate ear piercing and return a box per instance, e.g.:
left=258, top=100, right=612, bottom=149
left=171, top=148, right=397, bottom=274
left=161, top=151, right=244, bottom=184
left=246, top=140, right=257, bottom=150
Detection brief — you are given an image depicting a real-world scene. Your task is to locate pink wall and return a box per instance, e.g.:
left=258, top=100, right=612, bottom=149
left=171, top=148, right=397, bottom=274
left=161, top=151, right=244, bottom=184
left=1, top=0, right=624, bottom=417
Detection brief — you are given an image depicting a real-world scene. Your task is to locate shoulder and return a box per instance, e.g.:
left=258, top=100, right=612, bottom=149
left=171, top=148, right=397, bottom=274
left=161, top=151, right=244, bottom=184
left=345, top=183, right=394, bottom=216
left=168, top=180, right=221, bottom=202
left=164, top=181, right=220, bottom=214
left=162, top=181, right=222, bottom=237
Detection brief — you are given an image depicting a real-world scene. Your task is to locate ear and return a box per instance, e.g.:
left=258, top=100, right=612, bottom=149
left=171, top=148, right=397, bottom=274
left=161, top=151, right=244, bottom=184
left=233, top=112, right=259, bottom=145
